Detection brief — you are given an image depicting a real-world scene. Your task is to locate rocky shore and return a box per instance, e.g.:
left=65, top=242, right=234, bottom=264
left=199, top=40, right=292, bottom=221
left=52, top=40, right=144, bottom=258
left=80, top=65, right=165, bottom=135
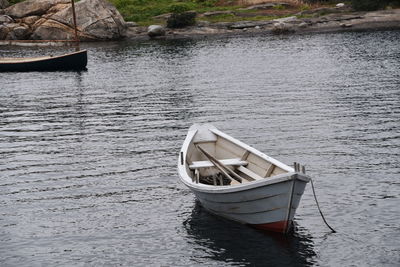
left=126, top=8, right=400, bottom=41
left=0, top=0, right=399, bottom=43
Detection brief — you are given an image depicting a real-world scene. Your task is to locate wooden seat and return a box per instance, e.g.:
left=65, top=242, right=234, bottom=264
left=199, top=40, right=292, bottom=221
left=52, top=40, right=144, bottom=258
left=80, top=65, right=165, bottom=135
left=189, top=158, right=248, bottom=170
left=237, top=166, right=264, bottom=181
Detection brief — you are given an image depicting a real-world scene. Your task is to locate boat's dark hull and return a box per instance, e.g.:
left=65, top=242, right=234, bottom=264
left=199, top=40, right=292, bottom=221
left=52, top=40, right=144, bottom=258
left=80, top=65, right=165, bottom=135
left=0, top=50, right=87, bottom=72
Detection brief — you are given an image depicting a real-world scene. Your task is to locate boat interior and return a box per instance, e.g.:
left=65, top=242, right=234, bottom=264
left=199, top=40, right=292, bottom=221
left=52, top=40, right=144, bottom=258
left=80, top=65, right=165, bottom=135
left=185, top=133, right=288, bottom=186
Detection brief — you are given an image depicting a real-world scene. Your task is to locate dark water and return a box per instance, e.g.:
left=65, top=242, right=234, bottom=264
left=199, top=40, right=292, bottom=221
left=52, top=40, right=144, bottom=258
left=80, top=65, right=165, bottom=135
left=1, top=31, right=399, bottom=266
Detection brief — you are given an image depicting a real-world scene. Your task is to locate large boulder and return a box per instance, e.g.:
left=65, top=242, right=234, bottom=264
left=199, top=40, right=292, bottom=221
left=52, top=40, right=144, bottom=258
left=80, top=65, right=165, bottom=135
left=43, top=0, right=126, bottom=40
left=4, top=0, right=70, bottom=18
left=2, top=0, right=126, bottom=41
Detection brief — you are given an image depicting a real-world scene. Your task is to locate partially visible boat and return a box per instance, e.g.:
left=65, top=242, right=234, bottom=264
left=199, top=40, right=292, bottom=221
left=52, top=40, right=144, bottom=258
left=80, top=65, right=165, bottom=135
left=0, top=50, right=87, bottom=72
left=0, top=0, right=87, bottom=72
left=178, top=124, right=310, bottom=233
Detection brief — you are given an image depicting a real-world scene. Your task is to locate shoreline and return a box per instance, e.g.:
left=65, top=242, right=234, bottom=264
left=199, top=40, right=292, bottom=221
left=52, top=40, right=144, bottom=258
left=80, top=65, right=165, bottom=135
left=1, top=8, right=399, bottom=46
left=125, top=9, right=400, bottom=41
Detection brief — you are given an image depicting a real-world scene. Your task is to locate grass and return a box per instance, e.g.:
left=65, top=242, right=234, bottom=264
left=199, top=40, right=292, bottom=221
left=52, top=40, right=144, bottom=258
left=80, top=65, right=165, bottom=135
left=108, top=0, right=228, bottom=25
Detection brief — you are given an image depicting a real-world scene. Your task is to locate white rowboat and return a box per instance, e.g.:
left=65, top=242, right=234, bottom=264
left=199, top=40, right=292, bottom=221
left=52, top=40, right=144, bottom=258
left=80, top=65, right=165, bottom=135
left=178, top=124, right=310, bottom=233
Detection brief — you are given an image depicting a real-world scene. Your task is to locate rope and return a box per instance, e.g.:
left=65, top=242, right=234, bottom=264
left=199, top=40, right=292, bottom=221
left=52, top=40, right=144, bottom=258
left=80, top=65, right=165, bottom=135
left=310, top=178, right=336, bottom=233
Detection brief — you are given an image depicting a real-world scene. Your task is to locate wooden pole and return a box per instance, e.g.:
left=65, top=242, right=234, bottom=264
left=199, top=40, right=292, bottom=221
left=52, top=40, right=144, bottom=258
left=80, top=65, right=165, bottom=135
left=70, top=0, right=79, bottom=50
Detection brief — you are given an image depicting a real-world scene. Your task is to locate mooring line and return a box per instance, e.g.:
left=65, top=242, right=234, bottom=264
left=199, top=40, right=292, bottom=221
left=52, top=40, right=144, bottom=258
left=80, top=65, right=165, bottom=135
left=310, top=178, right=336, bottom=233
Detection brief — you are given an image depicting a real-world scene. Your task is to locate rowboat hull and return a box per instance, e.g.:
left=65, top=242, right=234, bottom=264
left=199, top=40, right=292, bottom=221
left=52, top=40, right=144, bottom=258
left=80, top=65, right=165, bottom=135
left=189, top=175, right=308, bottom=233
left=0, top=50, right=87, bottom=72
left=178, top=124, right=310, bottom=233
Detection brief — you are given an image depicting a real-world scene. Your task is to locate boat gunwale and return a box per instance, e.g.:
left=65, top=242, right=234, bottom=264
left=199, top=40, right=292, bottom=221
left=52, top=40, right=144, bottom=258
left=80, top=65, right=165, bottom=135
left=0, top=50, right=87, bottom=65
left=178, top=126, right=310, bottom=194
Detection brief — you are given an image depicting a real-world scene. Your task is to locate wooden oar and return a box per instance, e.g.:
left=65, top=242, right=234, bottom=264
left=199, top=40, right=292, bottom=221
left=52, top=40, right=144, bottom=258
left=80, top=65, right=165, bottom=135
left=196, top=145, right=243, bottom=183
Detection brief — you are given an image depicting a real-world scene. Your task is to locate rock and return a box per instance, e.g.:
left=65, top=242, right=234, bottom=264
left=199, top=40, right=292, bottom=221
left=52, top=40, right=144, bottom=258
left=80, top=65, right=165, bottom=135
left=298, top=22, right=308, bottom=28
left=31, top=19, right=76, bottom=40
left=229, top=21, right=261, bottom=29
left=9, top=25, right=30, bottom=39
left=4, top=0, right=70, bottom=18
left=340, top=23, right=352, bottom=28
left=273, top=16, right=298, bottom=23
left=126, top=21, right=138, bottom=27
left=0, top=0, right=9, bottom=9
left=243, top=3, right=290, bottom=10
left=147, top=25, right=165, bottom=37
left=47, top=3, right=70, bottom=14
left=203, top=11, right=233, bottom=17
left=36, top=0, right=127, bottom=40
left=0, top=14, right=13, bottom=24
left=0, top=24, right=9, bottom=39
left=196, top=20, right=210, bottom=27
left=153, top=13, right=172, bottom=20
left=31, top=18, right=95, bottom=40
left=21, top=15, right=40, bottom=26
left=336, top=3, right=345, bottom=8
left=271, top=22, right=294, bottom=34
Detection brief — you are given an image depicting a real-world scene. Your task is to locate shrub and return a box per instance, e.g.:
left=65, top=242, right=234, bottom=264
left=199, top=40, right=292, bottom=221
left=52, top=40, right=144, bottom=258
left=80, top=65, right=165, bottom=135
left=351, top=0, right=400, bottom=10
left=351, top=0, right=383, bottom=11
left=167, top=11, right=196, bottom=28
left=168, top=3, right=193, bottom=14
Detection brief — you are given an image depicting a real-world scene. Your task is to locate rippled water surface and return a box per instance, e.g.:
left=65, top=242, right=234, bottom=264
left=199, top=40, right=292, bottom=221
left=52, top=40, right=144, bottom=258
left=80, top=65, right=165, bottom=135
left=1, top=31, right=399, bottom=266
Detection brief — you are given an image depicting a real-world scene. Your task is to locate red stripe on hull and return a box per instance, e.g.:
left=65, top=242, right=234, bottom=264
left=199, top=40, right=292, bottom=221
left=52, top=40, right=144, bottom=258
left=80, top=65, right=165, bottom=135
left=250, top=220, right=292, bottom=233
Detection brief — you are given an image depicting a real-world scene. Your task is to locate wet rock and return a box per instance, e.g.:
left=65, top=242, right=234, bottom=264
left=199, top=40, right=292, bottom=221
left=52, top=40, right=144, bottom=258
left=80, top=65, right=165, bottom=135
left=5, top=0, right=70, bottom=18
left=147, top=25, right=165, bottom=37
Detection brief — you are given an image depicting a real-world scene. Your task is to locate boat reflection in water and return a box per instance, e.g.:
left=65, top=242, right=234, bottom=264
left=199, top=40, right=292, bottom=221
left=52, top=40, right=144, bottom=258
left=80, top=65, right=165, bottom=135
left=184, top=202, right=316, bottom=266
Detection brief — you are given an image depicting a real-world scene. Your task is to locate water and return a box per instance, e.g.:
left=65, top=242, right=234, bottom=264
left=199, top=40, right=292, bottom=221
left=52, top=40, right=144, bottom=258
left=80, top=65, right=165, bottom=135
left=1, top=31, right=399, bottom=266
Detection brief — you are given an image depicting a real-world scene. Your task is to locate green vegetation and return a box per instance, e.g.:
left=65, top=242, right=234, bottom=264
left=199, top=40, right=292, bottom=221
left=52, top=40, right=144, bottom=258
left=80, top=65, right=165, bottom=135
left=9, top=0, right=24, bottom=5
left=273, top=4, right=286, bottom=10
left=108, top=0, right=235, bottom=25
left=167, top=11, right=196, bottom=28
